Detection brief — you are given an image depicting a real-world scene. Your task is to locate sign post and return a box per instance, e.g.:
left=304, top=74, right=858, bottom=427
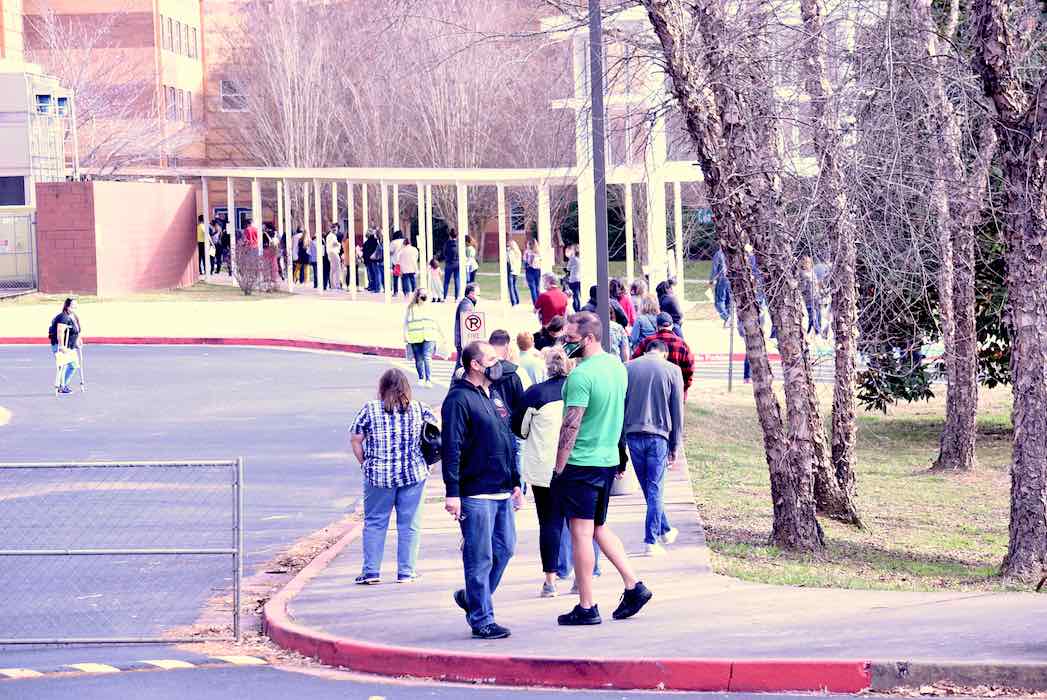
left=460, top=311, right=487, bottom=347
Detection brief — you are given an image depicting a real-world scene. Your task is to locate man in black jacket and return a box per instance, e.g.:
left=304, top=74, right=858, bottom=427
left=442, top=341, right=524, bottom=640
left=442, top=232, right=460, bottom=300
left=487, top=329, right=529, bottom=418
left=362, top=232, right=379, bottom=292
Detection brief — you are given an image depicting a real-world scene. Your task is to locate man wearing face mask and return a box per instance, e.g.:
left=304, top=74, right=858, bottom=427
left=554, top=312, right=652, bottom=626
left=441, top=341, right=525, bottom=640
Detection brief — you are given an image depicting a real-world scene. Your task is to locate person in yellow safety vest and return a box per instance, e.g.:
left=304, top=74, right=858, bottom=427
left=404, top=289, right=445, bottom=388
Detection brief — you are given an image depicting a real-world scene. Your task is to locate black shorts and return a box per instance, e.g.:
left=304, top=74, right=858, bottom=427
left=551, top=464, right=617, bottom=526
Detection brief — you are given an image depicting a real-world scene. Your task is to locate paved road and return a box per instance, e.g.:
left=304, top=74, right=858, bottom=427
left=0, top=665, right=900, bottom=700
left=0, top=346, right=446, bottom=653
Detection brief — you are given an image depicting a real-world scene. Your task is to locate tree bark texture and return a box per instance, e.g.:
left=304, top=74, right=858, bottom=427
left=799, top=0, right=862, bottom=525
left=971, top=0, right=1047, bottom=579
left=642, top=0, right=823, bottom=551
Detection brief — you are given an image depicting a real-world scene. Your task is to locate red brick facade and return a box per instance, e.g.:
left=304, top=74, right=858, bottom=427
left=35, top=181, right=199, bottom=296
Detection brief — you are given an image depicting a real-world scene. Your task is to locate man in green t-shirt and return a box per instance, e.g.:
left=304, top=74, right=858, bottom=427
left=552, top=311, right=652, bottom=626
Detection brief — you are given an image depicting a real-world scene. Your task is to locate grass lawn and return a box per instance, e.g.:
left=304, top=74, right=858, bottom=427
left=686, top=384, right=1018, bottom=592
left=1, top=282, right=290, bottom=306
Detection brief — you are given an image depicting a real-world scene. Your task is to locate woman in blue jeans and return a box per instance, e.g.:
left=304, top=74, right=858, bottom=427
left=403, top=289, right=444, bottom=387
left=349, top=369, right=437, bottom=584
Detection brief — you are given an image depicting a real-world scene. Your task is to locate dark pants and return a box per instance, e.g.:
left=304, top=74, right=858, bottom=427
left=467, top=268, right=477, bottom=284
left=212, top=246, right=223, bottom=274
left=507, top=272, right=520, bottom=306
left=198, top=242, right=206, bottom=274
left=443, top=266, right=460, bottom=299
left=402, top=273, right=417, bottom=294
left=392, top=274, right=401, bottom=296
left=530, top=484, right=565, bottom=574
left=569, top=281, right=582, bottom=312
left=525, top=267, right=541, bottom=304
left=310, top=262, right=318, bottom=288
left=805, top=298, right=822, bottom=335
left=459, top=496, right=516, bottom=630
left=714, top=278, right=732, bottom=322
left=409, top=340, right=434, bottom=381
left=322, top=256, right=331, bottom=290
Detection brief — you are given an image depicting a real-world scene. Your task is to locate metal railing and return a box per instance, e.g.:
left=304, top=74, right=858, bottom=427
left=0, top=459, right=243, bottom=644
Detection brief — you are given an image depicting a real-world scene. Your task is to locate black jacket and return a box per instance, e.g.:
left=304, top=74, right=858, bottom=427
left=441, top=379, right=520, bottom=498
left=582, top=298, right=628, bottom=328
left=533, top=327, right=559, bottom=351
left=442, top=239, right=459, bottom=267
left=362, top=237, right=378, bottom=261
left=48, top=312, right=80, bottom=348
left=659, top=293, right=683, bottom=326
left=491, top=359, right=525, bottom=418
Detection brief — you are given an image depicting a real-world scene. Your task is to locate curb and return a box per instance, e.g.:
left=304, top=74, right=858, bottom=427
left=260, top=522, right=871, bottom=693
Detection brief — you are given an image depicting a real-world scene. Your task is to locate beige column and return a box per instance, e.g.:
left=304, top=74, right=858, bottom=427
left=227, top=177, right=236, bottom=278
left=416, top=181, right=427, bottom=290
left=346, top=179, right=356, bottom=299
left=624, top=182, right=634, bottom=283
left=673, top=180, right=685, bottom=302
left=425, top=184, right=434, bottom=287
left=456, top=182, right=468, bottom=299
left=201, top=176, right=210, bottom=280
left=537, top=183, right=553, bottom=275
left=313, top=179, right=323, bottom=293
left=281, top=179, right=293, bottom=293
left=251, top=178, right=262, bottom=252
left=330, top=181, right=341, bottom=290
left=381, top=181, right=391, bottom=304
left=392, top=184, right=400, bottom=234
left=361, top=183, right=369, bottom=232
left=497, top=183, right=508, bottom=305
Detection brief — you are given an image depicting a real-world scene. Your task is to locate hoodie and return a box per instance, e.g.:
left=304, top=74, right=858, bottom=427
left=440, top=379, right=520, bottom=498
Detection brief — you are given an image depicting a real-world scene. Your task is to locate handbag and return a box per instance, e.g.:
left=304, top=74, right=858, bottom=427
left=420, top=419, right=442, bottom=466
left=393, top=264, right=402, bottom=276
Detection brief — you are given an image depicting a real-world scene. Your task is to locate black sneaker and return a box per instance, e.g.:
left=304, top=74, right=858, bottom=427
left=612, top=582, right=653, bottom=620
left=557, top=604, right=602, bottom=626
left=471, top=622, right=511, bottom=640
left=354, top=573, right=380, bottom=585
left=453, top=588, right=467, bottom=611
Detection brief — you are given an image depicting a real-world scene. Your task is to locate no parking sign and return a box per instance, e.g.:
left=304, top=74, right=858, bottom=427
left=461, top=311, right=486, bottom=345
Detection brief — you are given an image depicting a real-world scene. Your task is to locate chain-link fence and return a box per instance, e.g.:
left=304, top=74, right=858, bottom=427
left=0, top=460, right=243, bottom=644
left=0, top=213, right=36, bottom=295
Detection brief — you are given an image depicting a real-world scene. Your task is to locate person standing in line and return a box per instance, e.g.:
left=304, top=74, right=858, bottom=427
left=533, top=315, right=565, bottom=351
left=629, top=279, right=647, bottom=317
left=488, top=329, right=531, bottom=417
left=428, top=258, right=444, bottom=302
left=506, top=240, right=522, bottom=307
left=305, top=232, right=318, bottom=289
left=442, top=341, right=524, bottom=640
left=442, top=231, right=460, bottom=300
left=453, top=283, right=479, bottom=369
left=512, top=346, right=571, bottom=597
left=581, top=284, right=629, bottom=328
left=210, top=219, right=223, bottom=275
left=48, top=297, right=82, bottom=395
left=656, top=279, right=684, bottom=336
left=326, top=224, right=343, bottom=291
left=390, top=231, right=405, bottom=297
left=350, top=369, right=435, bottom=584
left=553, top=312, right=652, bottom=626
left=370, top=232, right=385, bottom=293
left=534, top=273, right=568, bottom=327
left=625, top=339, right=684, bottom=557
left=399, top=236, right=420, bottom=295
left=196, top=215, right=208, bottom=275
left=523, top=237, right=542, bottom=305
left=709, top=242, right=732, bottom=327
left=630, top=294, right=661, bottom=351
left=611, top=279, right=635, bottom=328
left=404, top=289, right=444, bottom=387
left=242, top=218, right=259, bottom=251
left=292, top=228, right=305, bottom=284
left=219, top=215, right=232, bottom=273
left=565, top=244, right=582, bottom=312
left=464, top=235, right=479, bottom=284
left=516, top=332, right=547, bottom=386
left=362, top=231, right=379, bottom=292
left=632, top=312, right=695, bottom=398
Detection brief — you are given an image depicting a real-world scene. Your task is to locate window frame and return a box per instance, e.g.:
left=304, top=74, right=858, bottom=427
left=173, top=19, right=182, bottom=55
left=166, top=18, right=173, bottom=52
left=219, top=79, right=248, bottom=112
left=166, top=85, right=177, bottom=120
left=186, top=91, right=192, bottom=122
left=191, top=27, right=198, bottom=58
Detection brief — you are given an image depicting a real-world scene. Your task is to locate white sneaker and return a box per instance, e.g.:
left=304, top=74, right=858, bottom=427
left=659, top=528, right=679, bottom=545
left=644, top=542, right=667, bottom=557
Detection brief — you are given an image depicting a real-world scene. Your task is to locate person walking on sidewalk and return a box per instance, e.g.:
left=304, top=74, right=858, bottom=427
left=453, top=283, right=478, bottom=370
left=48, top=297, right=82, bottom=395
left=442, top=341, right=524, bottom=640
left=326, top=225, right=343, bottom=291
left=565, top=244, right=582, bottom=312
left=709, top=242, right=732, bottom=326
left=553, top=312, right=652, bottom=626
left=350, top=369, right=435, bottom=584
left=512, top=346, right=571, bottom=597
left=625, top=339, right=684, bottom=557
left=197, top=215, right=208, bottom=275
left=632, top=312, right=695, bottom=398
left=506, top=240, right=522, bottom=306
left=523, top=237, right=542, bottom=305
left=404, top=289, right=444, bottom=387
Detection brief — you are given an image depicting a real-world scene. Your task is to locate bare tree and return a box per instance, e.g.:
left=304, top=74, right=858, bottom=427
left=969, top=0, right=1047, bottom=580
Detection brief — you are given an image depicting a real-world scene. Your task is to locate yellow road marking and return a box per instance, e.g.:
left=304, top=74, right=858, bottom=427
left=140, top=659, right=196, bottom=670
left=213, top=655, right=266, bottom=666
left=67, top=663, right=121, bottom=674
left=0, top=668, right=43, bottom=679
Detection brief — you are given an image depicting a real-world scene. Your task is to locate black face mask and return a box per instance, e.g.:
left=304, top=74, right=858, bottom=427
left=483, top=361, right=504, bottom=382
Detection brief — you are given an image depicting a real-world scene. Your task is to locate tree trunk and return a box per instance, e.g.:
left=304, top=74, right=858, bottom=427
left=799, top=0, right=862, bottom=525
left=970, top=0, right=1047, bottom=579
left=641, top=0, right=823, bottom=551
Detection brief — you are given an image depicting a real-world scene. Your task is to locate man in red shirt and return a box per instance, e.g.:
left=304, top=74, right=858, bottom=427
left=632, top=312, right=695, bottom=395
left=534, top=273, right=568, bottom=326
left=242, top=218, right=259, bottom=250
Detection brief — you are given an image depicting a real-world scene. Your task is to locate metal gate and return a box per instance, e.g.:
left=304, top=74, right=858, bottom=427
left=0, top=213, right=36, bottom=295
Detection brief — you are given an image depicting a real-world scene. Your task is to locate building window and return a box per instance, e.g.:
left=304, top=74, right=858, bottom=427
left=35, top=94, right=51, bottom=114
left=186, top=91, right=192, bottom=122
left=173, top=20, right=182, bottom=54
left=166, top=85, right=176, bottom=120
left=183, top=24, right=190, bottom=56
left=56, top=96, right=68, bottom=116
left=176, top=89, right=184, bottom=121
left=166, top=18, right=173, bottom=52
left=219, top=80, right=247, bottom=112
left=191, top=28, right=198, bottom=58
left=159, top=15, right=167, bottom=49
left=0, top=176, right=26, bottom=206
left=509, top=201, right=525, bottom=232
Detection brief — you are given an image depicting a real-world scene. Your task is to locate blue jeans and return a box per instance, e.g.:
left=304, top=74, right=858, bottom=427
left=569, top=281, right=582, bottom=312
left=714, top=278, right=732, bottom=322
left=627, top=434, right=672, bottom=544
left=805, top=299, right=822, bottom=335
left=507, top=271, right=520, bottom=306
left=525, top=267, right=541, bottom=304
left=52, top=344, right=78, bottom=388
left=410, top=341, right=434, bottom=381
left=443, top=266, right=460, bottom=299
left=402, top=273, right=417, bottom=294
left=361, top=479, right=426, bottom=578
left=460, top=496, right=516, bottom=629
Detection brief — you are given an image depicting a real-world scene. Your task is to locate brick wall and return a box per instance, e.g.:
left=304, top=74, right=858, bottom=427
left=35, top=181, right=199, bottom=296
left=35, top=182, right=98, bottom=294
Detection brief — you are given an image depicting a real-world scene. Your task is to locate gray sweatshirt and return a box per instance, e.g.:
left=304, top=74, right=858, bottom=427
left=624, top=353, right=685, bottom=453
